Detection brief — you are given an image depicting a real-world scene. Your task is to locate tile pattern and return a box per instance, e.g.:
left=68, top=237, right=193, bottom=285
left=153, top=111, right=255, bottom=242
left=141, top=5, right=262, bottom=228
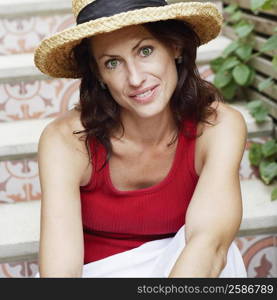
left=0, top=14, right=74, bottom=55
left=235, top=235, right=277, bottom=278
left=0, top=79, right=80, bottom=122
left=0, top=158, right=40, bottom=204
left=0, top=260, right=38, bottom=278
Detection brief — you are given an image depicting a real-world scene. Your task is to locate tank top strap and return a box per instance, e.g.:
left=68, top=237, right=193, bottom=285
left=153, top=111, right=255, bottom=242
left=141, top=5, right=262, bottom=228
left=80, top=137, right=107, bottom=191
left=182, top=119, right=199, bottom=180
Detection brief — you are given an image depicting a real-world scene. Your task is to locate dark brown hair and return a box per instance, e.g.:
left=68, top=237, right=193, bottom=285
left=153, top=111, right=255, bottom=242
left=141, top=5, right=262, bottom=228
left=72, top=19, right=223, bottom=170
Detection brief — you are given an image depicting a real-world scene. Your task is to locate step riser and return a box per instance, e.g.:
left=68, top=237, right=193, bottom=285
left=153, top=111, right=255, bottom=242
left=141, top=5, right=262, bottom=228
left=0, top=14, right=74, bottom=56
left=0, top=78, right=79, bottom=122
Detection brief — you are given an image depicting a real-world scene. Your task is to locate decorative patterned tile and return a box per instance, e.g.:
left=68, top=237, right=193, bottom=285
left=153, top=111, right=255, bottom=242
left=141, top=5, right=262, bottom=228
left=0, top=158, right=41, bottom=203
left=235, top=234, right=277, bottom=277
left=0, top=14, right=74, bottom=55
left=0, top=260, right=38, bottom=278
left=0, top=79, right=80, bottom=122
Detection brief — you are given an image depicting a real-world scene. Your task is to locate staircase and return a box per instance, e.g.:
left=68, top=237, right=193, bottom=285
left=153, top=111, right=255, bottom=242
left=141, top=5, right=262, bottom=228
left=0, top=0, right=276, bottom=278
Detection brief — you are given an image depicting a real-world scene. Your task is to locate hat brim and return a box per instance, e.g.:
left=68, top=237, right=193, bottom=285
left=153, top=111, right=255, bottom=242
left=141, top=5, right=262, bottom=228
left=34, top=2, right=223, bottom=78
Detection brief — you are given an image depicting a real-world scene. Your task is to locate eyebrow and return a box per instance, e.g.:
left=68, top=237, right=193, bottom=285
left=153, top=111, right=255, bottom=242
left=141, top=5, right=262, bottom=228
left=98, top=37, right=154, bottom=60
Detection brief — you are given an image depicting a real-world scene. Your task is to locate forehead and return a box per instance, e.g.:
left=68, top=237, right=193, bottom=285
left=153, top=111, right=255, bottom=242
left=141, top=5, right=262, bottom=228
left=89, top=25, right=153, bottom=55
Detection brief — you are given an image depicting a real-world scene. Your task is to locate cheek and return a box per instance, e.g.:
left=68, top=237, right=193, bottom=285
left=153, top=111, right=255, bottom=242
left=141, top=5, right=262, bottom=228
left=152, top=52, right=177, bottom=79
left=160, top=57, right=178, bottom=91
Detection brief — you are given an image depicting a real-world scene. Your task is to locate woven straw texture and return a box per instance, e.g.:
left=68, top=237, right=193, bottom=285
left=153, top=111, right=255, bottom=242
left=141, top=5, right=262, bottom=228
left=34, top=1, right=223, bottom=78
left=72, top=0, right=93, bottom=18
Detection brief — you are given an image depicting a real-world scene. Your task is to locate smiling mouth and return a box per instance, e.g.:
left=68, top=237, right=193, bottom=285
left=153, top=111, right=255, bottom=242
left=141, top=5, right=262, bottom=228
left=135, top=88, right=154, bottom=99
left=129, top=85, right=159, bottom=103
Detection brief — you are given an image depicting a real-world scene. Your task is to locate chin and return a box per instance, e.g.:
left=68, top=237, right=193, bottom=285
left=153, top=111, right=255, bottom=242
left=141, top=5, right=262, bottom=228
left=134, top=104, right=168, bottom=119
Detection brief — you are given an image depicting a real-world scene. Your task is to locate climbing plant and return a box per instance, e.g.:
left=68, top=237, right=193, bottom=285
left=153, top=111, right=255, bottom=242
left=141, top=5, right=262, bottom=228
left=210, top=0, right=277, bottom=200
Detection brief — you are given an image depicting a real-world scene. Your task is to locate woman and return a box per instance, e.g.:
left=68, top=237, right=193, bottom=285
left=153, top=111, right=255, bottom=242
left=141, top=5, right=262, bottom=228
left=34, top=0, right=247, bottom=278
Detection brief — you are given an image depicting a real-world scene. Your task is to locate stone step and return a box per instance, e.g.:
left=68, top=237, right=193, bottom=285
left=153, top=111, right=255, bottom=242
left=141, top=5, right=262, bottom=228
left=0, top=54, right=49, bottom=83
left=0, top=200, right=40, bottom=263
left=0, top=0, right=71, bottom=17
left=230, top=101, right=274, bottom=138
left=0, top=118, right=53, bottom=161
left=0, top=176, right=276, bottom=263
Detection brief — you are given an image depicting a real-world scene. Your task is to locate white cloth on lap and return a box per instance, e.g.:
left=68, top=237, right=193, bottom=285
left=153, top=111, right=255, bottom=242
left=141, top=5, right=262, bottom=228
left=34, top=225, right=247, bottom=278
left=82, top=225, right=247, bottom=278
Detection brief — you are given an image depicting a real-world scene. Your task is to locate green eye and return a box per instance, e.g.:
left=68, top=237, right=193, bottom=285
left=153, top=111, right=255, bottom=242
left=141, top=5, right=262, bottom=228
left=141, top=47, right=153, bottom=57
left=106, top=59, right=118, bottom=69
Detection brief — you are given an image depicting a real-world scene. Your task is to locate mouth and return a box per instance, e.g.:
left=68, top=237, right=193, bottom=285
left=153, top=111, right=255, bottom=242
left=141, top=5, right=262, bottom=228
left=129, top=85, right=159, bottom=104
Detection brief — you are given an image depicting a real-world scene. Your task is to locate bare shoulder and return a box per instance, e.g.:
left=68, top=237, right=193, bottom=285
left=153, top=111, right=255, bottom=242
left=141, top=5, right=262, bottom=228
left=40, top=108, right=88, bottom=155
left=200, top=101, right=248, bottom=164
left=38, top=108, right=91, bottom=185
left=201, top=100, right=247, bottom=134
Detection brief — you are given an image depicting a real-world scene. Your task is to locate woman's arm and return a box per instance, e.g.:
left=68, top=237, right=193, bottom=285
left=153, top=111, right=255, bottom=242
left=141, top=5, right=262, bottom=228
left=169, top=105, right=247, bottom=277
left=38, top=118, right=90, bottom=277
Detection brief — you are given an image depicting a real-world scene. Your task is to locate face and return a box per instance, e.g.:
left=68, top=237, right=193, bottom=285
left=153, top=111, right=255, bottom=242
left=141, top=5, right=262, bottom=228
left=90, top=25, right=180, bottom=119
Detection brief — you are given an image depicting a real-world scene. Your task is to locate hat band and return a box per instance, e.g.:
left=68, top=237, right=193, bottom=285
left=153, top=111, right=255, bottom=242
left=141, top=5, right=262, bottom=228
left=77, top=0, right=167, bottom=25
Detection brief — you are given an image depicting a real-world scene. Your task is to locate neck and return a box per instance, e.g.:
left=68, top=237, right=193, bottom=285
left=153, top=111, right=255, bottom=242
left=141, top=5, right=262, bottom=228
left=113, top=107, right=178, bottom=149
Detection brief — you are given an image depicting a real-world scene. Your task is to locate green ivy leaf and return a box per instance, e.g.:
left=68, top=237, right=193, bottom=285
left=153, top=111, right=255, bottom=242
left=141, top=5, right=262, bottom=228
left=232, top=64, right=251, bottom=85
left=271, top=187, right=277, bottom=201
left=224, top=3, right=239, bottom=14
left=261, top=35, right=277, bottom=52
left=251, top=0, right=267, bottom=11
left=253, top=106, right=269, bottom=123
left=222, top=41, right=240, bottom=58
left=259, top=160, right=277, bottom=185
left=245, top=68, right=256, bottom=86
left=235, top=22, right=255, bottom=38
left=247, top=99, right=263, bottom=112
left=247, top=100, right=269, bottom=123
left=262, top=140, right=277, bottom=157
left=258, top=77, right=274, bottom=91
left=221, top=56, right=240, bottom=71
left=235, top=44, right=253, bottom=61
left=249, top=143, right=263, bottom=166
left=214, top=70, right=232, bottom=88
left=210, top=57, right=225, bottom=73
left=273, top=56, right=277, bottom=71
left=230, top=11, right=243, bottom=22
left=262, top=0, right=275, bottom=10
left=221, top=80, right=238, bottom=100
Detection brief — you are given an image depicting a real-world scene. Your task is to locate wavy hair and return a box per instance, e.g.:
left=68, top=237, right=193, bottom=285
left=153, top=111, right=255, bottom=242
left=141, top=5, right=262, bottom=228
left=72, top=19, right=223, bottom=170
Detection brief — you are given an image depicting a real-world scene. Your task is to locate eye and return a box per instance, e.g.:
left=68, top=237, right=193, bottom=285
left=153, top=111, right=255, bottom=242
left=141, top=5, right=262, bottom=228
left=105, top=59, right=119, bottom=70
left=140, top=46, right=153, bottom=57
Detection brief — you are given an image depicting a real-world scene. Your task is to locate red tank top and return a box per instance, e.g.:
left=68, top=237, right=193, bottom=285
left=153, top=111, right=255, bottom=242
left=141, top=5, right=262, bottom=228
left=80, top=120, right=199, bottom=264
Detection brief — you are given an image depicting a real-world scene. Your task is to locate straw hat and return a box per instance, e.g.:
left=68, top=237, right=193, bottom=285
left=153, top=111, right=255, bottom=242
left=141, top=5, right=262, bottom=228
left=34, top=0, right=223, bottom=79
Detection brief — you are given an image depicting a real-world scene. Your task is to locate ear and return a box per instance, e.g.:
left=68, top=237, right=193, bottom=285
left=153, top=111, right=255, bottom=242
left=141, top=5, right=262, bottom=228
left=173, top=46, right=182, bottom=59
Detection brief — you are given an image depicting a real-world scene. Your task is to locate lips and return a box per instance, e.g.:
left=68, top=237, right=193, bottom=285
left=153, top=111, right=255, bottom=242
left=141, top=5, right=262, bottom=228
left=128, top=85, right=159, bottom=104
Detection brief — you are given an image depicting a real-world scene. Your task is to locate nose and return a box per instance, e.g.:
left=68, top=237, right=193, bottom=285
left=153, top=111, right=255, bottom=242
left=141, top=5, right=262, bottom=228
left=126, top=60, right=145, bottom=87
